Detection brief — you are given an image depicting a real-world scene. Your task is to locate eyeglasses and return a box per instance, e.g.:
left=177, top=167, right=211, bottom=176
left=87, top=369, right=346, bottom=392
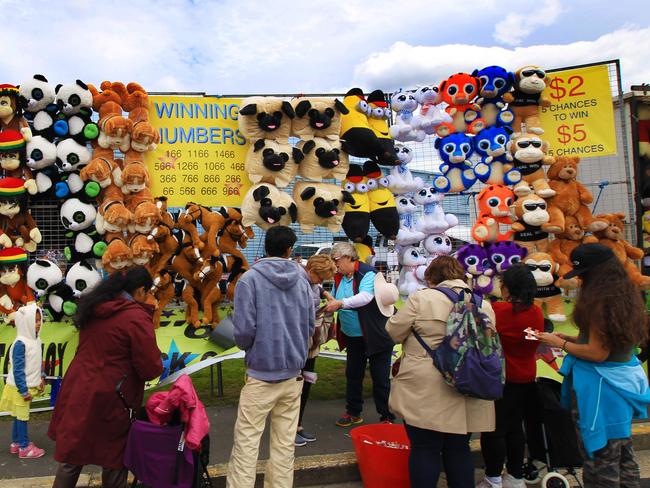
left=332, top=256, right=346, bottom=263
left=522, top=69, right=545, bottom=79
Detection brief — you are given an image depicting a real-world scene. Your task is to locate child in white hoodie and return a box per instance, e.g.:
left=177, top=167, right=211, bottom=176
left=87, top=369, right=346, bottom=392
left=0, top=304, right=46, bottom=458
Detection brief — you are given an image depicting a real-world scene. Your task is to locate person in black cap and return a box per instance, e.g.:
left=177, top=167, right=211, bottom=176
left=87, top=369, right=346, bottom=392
left=538, top=243, right=650, bottom=487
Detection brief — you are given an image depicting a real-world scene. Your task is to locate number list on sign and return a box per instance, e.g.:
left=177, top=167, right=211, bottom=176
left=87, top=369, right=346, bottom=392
left=145, top=95, right=251, bottom=207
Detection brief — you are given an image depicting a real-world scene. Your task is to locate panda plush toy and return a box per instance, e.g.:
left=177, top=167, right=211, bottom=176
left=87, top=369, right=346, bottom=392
left=54, top=138, right=100, bottom=199
left=55, top=80, right=99, bottom=144
left=25, top=135, right=58, bottom=197
left=60, top=197, right=106, bottom=264
left=26, top=258, right=73, bottom=321
left=65, top=260, right=101, bottom=299
left=18, top=74, right=68, bottom=141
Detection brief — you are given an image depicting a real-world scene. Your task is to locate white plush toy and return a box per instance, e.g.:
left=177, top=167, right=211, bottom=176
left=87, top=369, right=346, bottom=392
left=395, top=194, right=426, bottom=246
left=411, top=85, right=452, bottom=135
left=397, top=245, right=427, bottom=297
left=389, top=90, right=425, bottom=143
left=415, top=232, right=454, bottom=283
left=413, top=185, right=458, bottom=234
left=387, top=144, right=423, bottom=195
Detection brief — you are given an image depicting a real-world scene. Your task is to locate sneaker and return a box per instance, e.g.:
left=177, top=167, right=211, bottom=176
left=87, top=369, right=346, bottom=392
left=297, top=430, right=316, bottom=442
left=380, top=418, right=394, bottom=424
left=294, top=433, right=307, bottom=447
left=335, top=414, right=363, bottom=427
left=9, top=442, right=19, bottom=455
left=476, top=478, right=502, bottom=488
left=502, top=474, right=525, bottom=488
left=18, top=443, right=45, bottom=459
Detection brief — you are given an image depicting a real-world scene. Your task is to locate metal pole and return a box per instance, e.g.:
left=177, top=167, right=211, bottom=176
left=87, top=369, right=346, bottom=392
left=209, top=364, right=214, bottom=398
left=217, top=363, right=224, bottom=397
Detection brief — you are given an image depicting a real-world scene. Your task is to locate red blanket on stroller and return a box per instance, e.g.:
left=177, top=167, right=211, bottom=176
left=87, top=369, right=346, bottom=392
left=146, top=374, right=210, bottom=451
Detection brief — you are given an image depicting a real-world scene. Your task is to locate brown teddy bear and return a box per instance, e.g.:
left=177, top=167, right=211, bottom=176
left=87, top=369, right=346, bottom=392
left=245, top=139, right=303, bottom=187
left=544, top=156, right=608, bottom=233
left=297, top=138, right=349, bottom=181
left=592, top=213, right=650, bottom=289
left=290, top=97, right=348, bottom=140
left=238, top=97, right=295, bottom=142
left=549, top=215, right=598, bottom=289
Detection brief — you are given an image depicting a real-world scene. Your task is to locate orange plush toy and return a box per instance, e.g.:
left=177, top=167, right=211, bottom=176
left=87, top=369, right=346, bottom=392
left=592, top=213, right=650, bottom=289
left=101, top=238, right=133, bottom=274
left=544, top=156, right=608, bottom=234
left=549, top=216, right=598, bottom=289
left=471, top=184, right=514, bottom=243
left=114, top=82, right=159, bottom=153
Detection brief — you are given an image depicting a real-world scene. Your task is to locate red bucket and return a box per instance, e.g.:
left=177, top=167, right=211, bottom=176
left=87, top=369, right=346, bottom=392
left=350, top=423, right=411, bottom=488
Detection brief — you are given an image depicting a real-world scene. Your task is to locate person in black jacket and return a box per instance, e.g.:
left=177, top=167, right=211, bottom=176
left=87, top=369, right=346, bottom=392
left=326, top=242, right=395, bottom=426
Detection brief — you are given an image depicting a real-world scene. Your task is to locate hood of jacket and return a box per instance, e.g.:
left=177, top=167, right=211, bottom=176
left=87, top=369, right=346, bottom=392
left=249, top=258, right=305, bottom=291
left=15, top=303, right=41, bottom=341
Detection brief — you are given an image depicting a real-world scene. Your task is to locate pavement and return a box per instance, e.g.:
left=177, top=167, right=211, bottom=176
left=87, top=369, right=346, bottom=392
left=2, top=399, right=650, bottom=486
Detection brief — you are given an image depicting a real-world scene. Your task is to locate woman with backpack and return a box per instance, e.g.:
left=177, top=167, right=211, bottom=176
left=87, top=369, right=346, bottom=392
left=387, top=256, right=497, bottom=488
left=538, top=243, right=650, bottom=487
left=477, top=264, right=544, bottom=488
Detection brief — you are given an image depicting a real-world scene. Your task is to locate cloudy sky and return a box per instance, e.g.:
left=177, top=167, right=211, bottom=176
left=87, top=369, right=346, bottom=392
left=3, top=0, right=650, bottom=95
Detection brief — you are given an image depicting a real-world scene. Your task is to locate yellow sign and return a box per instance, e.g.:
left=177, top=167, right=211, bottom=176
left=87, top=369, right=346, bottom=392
left=540, top=64, right=616, bottom=158
left=145, top=95, right=251, bottom=207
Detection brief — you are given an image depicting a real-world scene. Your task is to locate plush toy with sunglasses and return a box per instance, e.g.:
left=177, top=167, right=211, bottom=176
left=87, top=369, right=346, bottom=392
left=503, top=65, right=551, bottom=135
left=524, top=252, right=566, bottom=322
left=507, top=131, right=555, bottom=198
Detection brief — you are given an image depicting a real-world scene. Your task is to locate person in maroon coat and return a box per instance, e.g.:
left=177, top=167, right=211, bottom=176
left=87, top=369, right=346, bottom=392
left=48, top=267, right=163, bottom=488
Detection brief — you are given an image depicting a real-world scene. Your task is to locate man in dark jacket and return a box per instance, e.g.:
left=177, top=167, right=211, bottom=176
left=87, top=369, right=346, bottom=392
left=227, top=226, right=315, bottom=488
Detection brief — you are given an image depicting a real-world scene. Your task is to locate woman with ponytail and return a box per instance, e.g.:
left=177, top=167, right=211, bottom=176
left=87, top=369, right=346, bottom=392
left=49, top=266, right=163, bottom=488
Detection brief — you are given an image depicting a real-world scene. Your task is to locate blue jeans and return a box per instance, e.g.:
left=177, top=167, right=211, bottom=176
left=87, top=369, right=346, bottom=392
left=404, top=423, right=474, bottom=488
left=12, top=419, right=29, bottom=448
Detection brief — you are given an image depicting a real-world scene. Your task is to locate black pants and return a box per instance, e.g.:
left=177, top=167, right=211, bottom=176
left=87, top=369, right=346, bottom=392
left=344, top=334, right=394, bottom=420
left=52, top=463, right=128, bottom=488
left=480, top=381, right=537, bottom=478
left=404, top=423, right=474, bottom=488
left=298, top=356, right=317, bottom=427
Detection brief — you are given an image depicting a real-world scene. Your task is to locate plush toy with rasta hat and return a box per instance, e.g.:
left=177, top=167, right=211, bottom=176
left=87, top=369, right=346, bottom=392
left=0, top=130, right=37, bottom=195
left=0, top=247, right=34, bottom=320
left=0, top=177, right=42, bottom=252
left=364, top=161, right=399, bottom=239
left=0, top=84, right=32, bottom=141
left=341, top=165, right=370, bottom=242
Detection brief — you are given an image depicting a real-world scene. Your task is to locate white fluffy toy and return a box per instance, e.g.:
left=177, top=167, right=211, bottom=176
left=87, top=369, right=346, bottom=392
left=416, top=233, right=454, bottom=282
left=389, top=90, right=425, bottom=142
left=397, top=245, right=427, bottom=297
left=395, top=194, right=426, bottom=246
left=387, top=144, right=424, bottom=195
left=412, top=85, right=452, bottom=135
left=413, top=185, right=458, bottom=234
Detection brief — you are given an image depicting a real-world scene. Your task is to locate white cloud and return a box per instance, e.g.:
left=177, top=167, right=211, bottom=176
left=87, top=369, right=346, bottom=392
left=353, top=26, right=650, bottom=93
left=493, top=0, right=564, bottom=46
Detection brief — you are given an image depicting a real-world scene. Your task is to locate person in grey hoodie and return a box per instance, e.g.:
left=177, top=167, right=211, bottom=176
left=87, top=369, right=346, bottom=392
left=226, top=226, right=315, bottom=488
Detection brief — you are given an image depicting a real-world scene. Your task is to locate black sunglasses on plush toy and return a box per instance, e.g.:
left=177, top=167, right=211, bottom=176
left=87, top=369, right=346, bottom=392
left=522, top=69, right=545, bottom=79
left=516, top=140, right=542, bottom=149
left=523, top=202, right=547, bottom=211
left=526, top=263, right=552, bottom=272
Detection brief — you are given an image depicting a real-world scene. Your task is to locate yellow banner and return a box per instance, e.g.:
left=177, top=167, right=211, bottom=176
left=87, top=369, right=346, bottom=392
left=145, top=95, right=251, bottom=207
left=540, top=64, right=616, bottom=158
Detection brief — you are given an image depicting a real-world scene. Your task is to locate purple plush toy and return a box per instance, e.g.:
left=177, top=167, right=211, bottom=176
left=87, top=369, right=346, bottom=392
left=485, top=241, right=528, bottom=298
left=455, top=243, right=493, bottom=296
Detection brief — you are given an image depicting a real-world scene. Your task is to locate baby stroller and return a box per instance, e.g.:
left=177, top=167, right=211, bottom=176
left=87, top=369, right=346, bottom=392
left=117, top=375, right=213, bottom=488
left=522, top=377, right=583, bottom=488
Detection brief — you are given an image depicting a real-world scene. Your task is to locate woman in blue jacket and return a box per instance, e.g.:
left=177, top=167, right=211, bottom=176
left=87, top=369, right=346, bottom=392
left=539, top=244, right=650, bottom=487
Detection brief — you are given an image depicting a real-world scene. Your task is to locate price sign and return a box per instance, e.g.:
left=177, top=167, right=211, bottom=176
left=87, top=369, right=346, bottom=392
left=540, top=64, right=616, bottom=158
left=145, top=95, right=251, bottom=207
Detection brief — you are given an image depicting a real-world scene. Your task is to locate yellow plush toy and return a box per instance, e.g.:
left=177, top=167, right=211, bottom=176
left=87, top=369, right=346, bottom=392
left=245, top=139, right=303, bottom=188
left=341, top=165, right=370, bottom=242
left=296, top=138, right=349, bottom=181
left=364, top=161, right=399, bottom=239
left=292, top=181, right=354, bottom=233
